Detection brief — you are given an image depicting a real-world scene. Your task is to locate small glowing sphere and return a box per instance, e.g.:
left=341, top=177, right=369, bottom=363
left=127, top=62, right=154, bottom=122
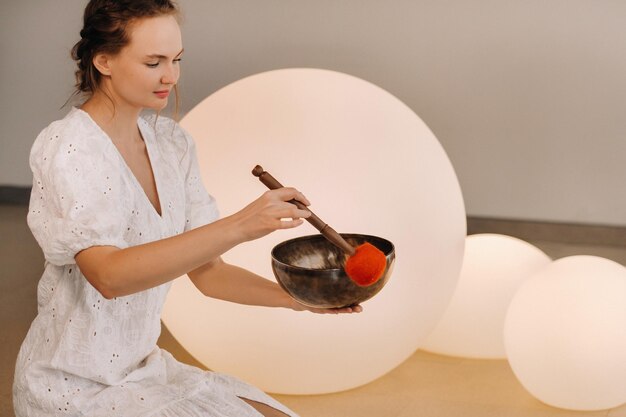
left=162, top=68, right=466, bottom=394
left=422, top=234, right=551, bottom=358
left=504, top=256, right=626, bottom=410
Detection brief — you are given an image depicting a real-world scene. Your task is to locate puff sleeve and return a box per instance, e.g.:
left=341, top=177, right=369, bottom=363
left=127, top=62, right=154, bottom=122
left=27, top=120, right=127, bottom=266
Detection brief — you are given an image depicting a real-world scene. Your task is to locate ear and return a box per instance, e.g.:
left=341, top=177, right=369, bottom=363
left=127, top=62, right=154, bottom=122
left=92, top=53, right=113, bottom=76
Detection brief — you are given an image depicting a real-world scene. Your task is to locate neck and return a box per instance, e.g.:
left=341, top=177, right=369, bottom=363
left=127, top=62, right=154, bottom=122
left=80, top=89, right=143, bottom=144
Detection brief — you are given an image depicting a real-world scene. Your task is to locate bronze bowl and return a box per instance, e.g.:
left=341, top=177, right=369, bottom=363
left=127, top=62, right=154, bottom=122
left=271, top=234, right=395, bottom=309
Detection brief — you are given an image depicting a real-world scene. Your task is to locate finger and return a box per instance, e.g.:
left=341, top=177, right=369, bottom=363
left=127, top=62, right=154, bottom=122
left=313, top=305, right=362, bottom=314
left=296, top=191, right=311, bottom=206
left=335, top=304, right=362, bottom=314
left=273, top=187, right=310, bottom=206
left=289, top=206, right=312, bottom=219
left=276, top=203, right=310, bottom=220
left=278, top=218, right=305, bottom=229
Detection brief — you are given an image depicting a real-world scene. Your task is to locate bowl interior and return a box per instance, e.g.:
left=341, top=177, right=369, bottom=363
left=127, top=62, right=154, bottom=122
left=272, top=234, right=394, bottom=270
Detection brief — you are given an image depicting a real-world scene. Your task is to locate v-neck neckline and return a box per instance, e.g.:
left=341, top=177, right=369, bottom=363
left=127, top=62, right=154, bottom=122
left=74, top=107, right=164, bottom=220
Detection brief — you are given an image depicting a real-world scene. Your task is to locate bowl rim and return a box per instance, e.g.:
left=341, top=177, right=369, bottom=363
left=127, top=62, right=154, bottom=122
left=271, top=233, right=395, bottom=272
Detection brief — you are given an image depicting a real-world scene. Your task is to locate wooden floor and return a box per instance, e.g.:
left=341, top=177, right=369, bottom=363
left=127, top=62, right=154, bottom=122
left=2, top=204, right=625, bottom=417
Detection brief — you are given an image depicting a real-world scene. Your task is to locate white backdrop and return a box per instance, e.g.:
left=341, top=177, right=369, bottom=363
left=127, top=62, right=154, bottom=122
left=3, top=1, right=626, bottom=226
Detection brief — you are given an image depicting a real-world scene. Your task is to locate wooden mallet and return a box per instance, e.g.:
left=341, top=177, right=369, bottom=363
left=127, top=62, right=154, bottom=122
left=252, top=165, right=387, bottom=286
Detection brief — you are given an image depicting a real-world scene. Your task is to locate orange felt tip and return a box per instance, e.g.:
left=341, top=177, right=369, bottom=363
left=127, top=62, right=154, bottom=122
left=344, top=242, right=387, bottom=287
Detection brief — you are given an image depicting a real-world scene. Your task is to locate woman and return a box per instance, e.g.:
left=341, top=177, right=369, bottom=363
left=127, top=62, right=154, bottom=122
left=13, top=1, right=360, bottom=416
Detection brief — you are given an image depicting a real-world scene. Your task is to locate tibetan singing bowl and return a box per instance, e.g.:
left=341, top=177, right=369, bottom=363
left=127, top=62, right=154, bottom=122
left=271, top=234, right=395, bottom=309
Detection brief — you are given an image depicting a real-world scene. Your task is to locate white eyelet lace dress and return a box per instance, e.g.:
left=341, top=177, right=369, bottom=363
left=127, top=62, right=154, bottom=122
left=13, top=107, right=298, bottom=417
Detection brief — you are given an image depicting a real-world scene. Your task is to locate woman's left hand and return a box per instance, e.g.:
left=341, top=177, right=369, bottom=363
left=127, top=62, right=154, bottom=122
left=290, top=299, right=363, bottom=314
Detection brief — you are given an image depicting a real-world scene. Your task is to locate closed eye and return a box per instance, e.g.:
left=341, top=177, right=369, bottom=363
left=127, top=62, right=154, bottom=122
left=145, top=48, right=184, bottom=67
left=146, top=58, right=181, bottom=68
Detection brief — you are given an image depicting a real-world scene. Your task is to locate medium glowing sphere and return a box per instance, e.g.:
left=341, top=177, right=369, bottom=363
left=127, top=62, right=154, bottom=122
left=422, top=234, right=551, bottom=358
left=162, top=68, right=466, bottom=394
left=504, top=256, right=626, bottom=410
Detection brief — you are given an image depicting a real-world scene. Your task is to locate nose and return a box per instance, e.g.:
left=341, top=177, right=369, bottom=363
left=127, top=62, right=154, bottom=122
left=161, top=63, right=179, bottom=85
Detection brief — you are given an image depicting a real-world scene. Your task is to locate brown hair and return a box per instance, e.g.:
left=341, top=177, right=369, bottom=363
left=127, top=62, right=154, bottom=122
left=69, top=0, right=181, bottom=117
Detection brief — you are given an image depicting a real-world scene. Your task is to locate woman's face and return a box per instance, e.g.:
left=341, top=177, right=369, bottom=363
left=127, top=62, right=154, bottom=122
left=102, top=15, right=183, bottom=111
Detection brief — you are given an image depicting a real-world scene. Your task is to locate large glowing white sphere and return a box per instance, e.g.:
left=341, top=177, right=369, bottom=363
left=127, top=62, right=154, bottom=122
left=162, top=68, right=466, bottom=394
left=422, top=234, right=551, bottom=358
left=504, top=256, right=626, bottom=410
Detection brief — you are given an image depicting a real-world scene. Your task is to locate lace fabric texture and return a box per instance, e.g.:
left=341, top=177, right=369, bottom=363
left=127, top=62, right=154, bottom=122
left=13, top=108, right=297, bottom=417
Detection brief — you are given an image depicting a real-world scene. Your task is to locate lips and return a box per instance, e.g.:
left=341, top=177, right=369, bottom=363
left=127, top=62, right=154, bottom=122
left=154, top=90, right=170, bottom=99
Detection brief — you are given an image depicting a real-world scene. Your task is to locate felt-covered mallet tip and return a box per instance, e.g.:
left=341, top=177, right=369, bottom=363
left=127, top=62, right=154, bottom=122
left=345, top=242, right=387, bottom=287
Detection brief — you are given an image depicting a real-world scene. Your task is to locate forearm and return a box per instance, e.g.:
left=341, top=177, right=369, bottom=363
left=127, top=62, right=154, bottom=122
left=77, top=215, right=243, bottom=299
left=76, top=188, right=312, bottom=299
left=188, top=258, right=296, bottom=309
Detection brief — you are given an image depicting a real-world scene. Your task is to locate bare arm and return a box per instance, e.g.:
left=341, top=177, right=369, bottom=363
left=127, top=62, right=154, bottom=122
left=75, top=188, right=310, bottom=299
left=188, top=257, right=362, bottom=314
left=188, top=257, right=293, bottom=308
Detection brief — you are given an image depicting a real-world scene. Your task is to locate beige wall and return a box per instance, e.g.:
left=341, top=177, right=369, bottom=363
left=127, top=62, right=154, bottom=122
left=2, top=1, right=625, bottom=226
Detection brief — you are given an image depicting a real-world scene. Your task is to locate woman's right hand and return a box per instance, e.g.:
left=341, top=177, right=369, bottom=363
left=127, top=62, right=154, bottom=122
left=229, top=187, right=312, bottom=242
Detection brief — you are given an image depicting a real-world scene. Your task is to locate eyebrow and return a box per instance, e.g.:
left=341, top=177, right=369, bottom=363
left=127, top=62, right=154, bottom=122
left=145, top=48, right=184, bottom=59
